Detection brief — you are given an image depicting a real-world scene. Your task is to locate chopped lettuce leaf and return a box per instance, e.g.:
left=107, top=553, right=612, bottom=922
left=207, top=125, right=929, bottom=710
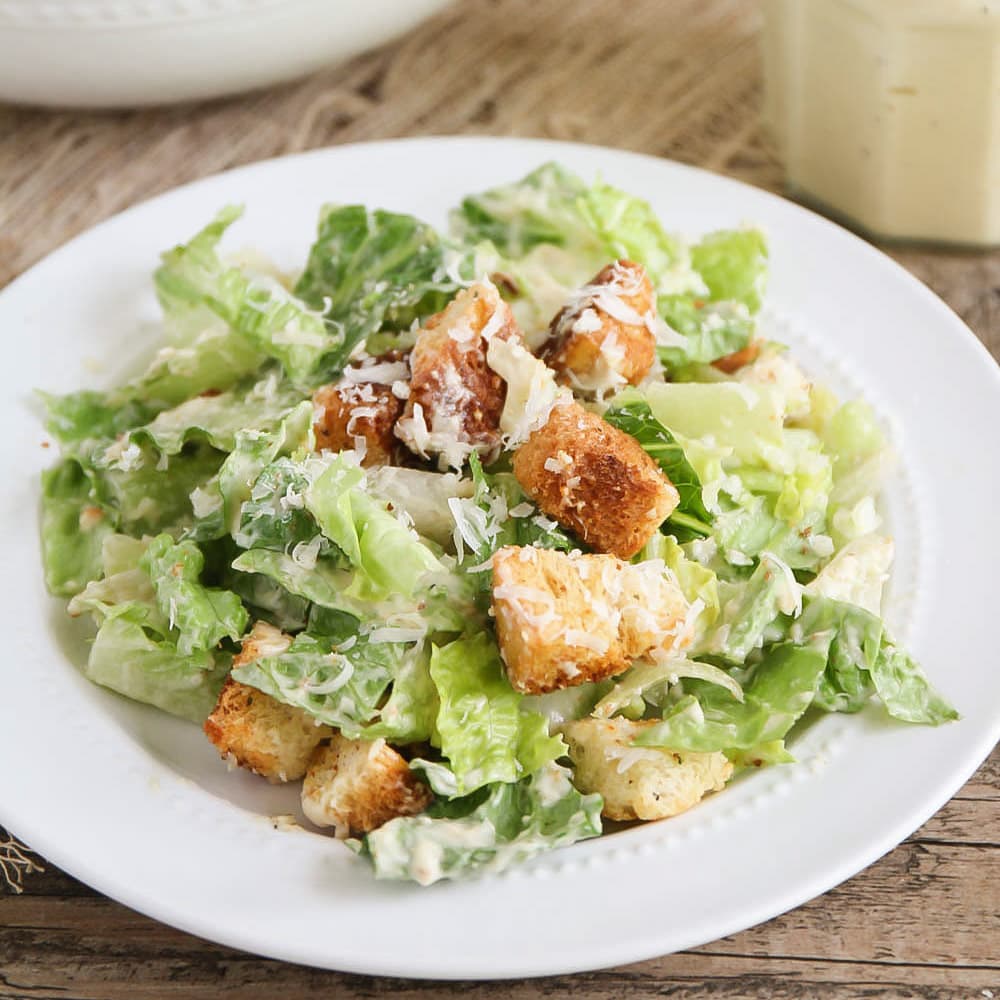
left=793, top=596, right=957, bottom=723
left=139, top=534, right=248, bottom=656
left=231, top=630, right=409, bottom=734
left=365, top=761, right=602, bottom=884
left=155, top=207, right=342, bottom=386
left=358, top=650, right=440, bottom=744
left=124, top=373, right=302, bottom=458
left=593, top=655, right=744, bottom=720
left=804, top=534, right=894, bottom=616
left=305, top=455, right=445, bottom=602
left=635, top=637, right=829, bottom=753
left=689, top=227, right=768, bottom=313
left=85, top=615, right=228, bottom=723
left=708, top=552, right=802, bottom=662
left=870, top=645, right=959, bottom=726
left=605, top=397, right=712, bottom=539
left=294, top=205, right=467, bottom=369
left=641, top=381, right=784, bottom=462
left=40, top=459, right=115, bottom=597
left=429, top=634, right=560, bottom=796
left=41, top=390, right=155, bottom=450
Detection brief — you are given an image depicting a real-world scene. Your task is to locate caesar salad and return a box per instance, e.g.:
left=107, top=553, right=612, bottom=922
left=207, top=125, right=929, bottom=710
left=39, top=163, right=957, bottom=885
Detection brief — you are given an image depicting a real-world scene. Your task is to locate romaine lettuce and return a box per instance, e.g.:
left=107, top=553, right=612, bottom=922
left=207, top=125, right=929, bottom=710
left=365, top=761, right=602, bottom=884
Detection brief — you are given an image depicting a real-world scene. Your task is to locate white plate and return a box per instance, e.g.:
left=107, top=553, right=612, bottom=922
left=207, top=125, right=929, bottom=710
left=2, top=137, right=998, bottom=979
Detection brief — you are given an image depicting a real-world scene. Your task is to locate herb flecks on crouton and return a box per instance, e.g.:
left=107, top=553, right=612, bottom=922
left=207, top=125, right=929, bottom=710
left=395, top=280, right=521, bottom=471
left=542, top=260, right=658, bottom=399
left=491, top=546, right=693, bottom=694
left=512, top=400, right=678, bottom=558
left=204, top=622, right=331, bottom=782
left=560, top=717, right=732, bottom=821
left=301, top=735, right=432, bottom=838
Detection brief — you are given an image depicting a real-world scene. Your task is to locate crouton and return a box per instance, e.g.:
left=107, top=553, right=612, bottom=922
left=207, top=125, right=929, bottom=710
left=312, top=352, right=409, bottom=466
left=491, top=546, right=693, bottom=695
left=541, top=260, right=658, bottom=399
left=395, top=280, right=520, bottom=470
left=204, top=623, right=331, bottom=782
left=511, top=400, right=678, bottom=558
left=712, top=338, right=761, bottom=374
left=301, top=735, right=432, bottom=837
left=560, top=717, right=733, bottom=821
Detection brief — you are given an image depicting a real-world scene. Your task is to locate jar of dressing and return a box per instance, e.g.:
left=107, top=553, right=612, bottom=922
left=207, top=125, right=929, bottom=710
left=760, top=0, right=999, bottom=246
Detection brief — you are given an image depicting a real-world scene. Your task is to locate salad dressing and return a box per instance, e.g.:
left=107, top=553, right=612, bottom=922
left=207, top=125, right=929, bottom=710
left=762, top=0, right=1000, bottom=245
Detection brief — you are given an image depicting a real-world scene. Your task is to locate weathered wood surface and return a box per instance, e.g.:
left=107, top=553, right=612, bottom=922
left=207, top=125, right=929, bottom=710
left=1, top=0, right=997, bottom=995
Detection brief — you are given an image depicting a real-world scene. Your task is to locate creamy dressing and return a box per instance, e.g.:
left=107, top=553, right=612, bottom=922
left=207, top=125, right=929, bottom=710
left=762, top=0, right=1000, bottom=244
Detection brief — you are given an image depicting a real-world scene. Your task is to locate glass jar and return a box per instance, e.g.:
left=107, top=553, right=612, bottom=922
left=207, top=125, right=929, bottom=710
left=761, top=0, right=999, bottom=246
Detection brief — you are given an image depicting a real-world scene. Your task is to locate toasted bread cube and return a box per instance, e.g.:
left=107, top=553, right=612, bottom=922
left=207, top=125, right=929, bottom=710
left=232, top=620, right=294, bottom=668
left=204, top=623, right=331, bottom=782
left=512, top=400, right=678, bottom=558
left=301, top=735, right=432, bottom=837
left=491, top=546, right=692, bottom=695
left=712, top=338, right=761, bottom=374
left=395, top=280, right=520, bottom=470
left=560, top=717, right=733, bottom=821
left=542, top=260, right=658, bottom=399
left=312, top=352, right=409, bottom=466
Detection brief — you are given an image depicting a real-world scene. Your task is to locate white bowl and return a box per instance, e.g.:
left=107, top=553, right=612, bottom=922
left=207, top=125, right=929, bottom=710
left=0, top=0, right=453, bottom=108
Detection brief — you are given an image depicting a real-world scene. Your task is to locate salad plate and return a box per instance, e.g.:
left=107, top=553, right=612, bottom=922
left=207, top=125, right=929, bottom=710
left=2, top=136, right=999, bottom=978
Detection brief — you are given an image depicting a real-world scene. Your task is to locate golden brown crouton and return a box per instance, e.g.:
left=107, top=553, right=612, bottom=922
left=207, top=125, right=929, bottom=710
left=511, top=400, right=678, bottom=558
left=542, top=260, right=658, bottom=399
left=712, top=338, right=761, bottom=374
left=301, top=735, right=432, bottom=837
left=312, top=352, right=409, bottom=466
left=491, top=546, right=692, bottom=695
left=395, top=280, right=521, bottom=470
left=231, top=620, right=294, bottom=668
left=560, top=717, right=733, bottom=821
left=204, top=623, right=331, bottom=782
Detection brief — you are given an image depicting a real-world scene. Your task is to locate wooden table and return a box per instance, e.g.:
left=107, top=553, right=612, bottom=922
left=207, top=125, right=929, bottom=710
left=1, top=1, right=997, bottom=995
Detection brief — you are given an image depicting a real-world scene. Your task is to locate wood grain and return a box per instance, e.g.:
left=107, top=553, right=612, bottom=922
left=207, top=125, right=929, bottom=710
left=1, top=0, right=997, bottom=995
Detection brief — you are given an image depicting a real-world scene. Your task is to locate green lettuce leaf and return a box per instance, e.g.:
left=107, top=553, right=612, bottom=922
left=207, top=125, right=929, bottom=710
left=604, top=398, right=712, bottom=539
left=641, top=381, right=784, bottom=464
left=155, top=207, right=342, bottom=386
left=40, top=459, right=116, bottom=597
left=793, top=596, right=958, bottom=724
left=357, top=650, right=440, bottom=744
left=231, top=630, right=409, bottom=734
left=635, top=637, right=829, bottom=753
left=708, top=552, right=802, bottom=662
left=658, top=299, right=755, bottom=370
left=93, top=438, right=225, bottom=536
left=139, top=534, right=247, bottom=655
left=365, top=762, right=602, bottom=884
left=294, top=205, right=466, bottom=369
left=224, top=570, right=311, bottom=633
left=452, top=162, right=687, bottom=278
left=123, top=373, right=303, bottom=458
left=429, top=634, right=564, bottom=796
left=182, top=399, right=314, bottom=544
left=870, top=644, right=959, bottom=725
left=689, top=227, right=768, bottom=313
left=41, top=390, right=155, bottom=451
left=234, top=456, right=330, bottom=554
left=84, top=613, right=228, bottom=723
left=450, top=162, right=700, bottom=338
left=656, top=228, right=766, bottom=370
left=304, top=455, right=445, bottom=602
